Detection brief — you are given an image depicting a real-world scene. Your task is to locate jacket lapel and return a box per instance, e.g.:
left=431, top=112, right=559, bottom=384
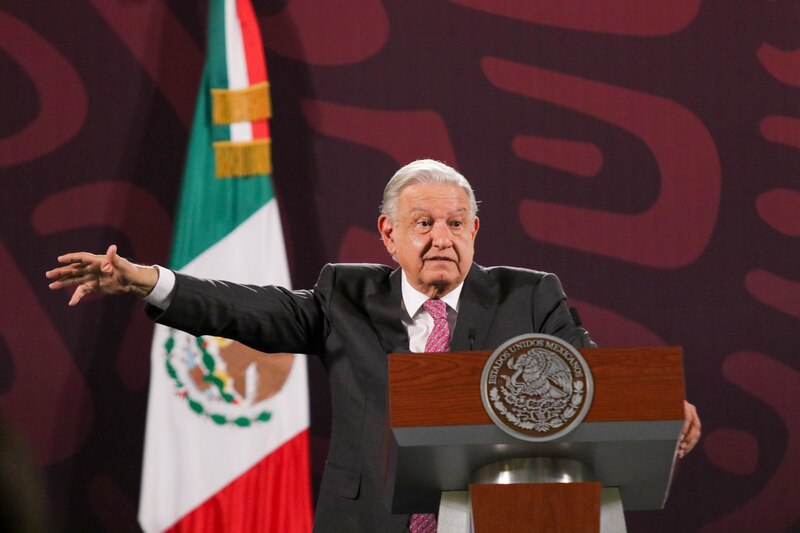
left=365, top=267, right=410, bottom=354
left=365, top=264, right=498, bottom=353
left=451, top=264, right=499, bottom=352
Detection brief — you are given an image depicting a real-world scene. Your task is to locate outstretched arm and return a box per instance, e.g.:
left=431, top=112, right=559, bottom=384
left=46, top=244, right=159, bottom=306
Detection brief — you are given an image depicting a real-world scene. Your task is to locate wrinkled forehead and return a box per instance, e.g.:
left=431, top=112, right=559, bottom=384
left=397, top=182, right=472, bottom=214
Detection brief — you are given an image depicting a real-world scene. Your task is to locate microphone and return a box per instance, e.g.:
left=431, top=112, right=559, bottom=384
left=569, top=306, right=583, bottom=327
left=468, top=327, right=476, bottom=350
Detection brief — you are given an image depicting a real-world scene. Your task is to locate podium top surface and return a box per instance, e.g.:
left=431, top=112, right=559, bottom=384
left=389, top=346, right=685, bottom=428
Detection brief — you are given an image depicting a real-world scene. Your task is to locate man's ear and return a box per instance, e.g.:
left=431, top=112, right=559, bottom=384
left=377, top=215, right=396, bottom=255
left=471, top=216, right=480, bottom=239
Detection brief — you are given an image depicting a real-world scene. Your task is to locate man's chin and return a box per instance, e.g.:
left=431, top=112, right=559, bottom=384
left=423, top=273, right=459, bottom=289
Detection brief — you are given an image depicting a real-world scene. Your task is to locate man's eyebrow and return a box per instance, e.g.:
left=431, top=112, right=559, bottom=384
left=408, top=207, right=468, bottom=217
left=445, top=208, right=468, bottom=218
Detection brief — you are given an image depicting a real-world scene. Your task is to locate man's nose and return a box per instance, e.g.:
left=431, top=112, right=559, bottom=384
left=431, top=222, right=453, bottom=247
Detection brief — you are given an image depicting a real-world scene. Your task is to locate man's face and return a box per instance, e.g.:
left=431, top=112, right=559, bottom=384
left=378, top=182, right=479, bottom=298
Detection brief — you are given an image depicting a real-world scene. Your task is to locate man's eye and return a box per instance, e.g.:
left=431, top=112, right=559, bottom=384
left=417, top=220, right=432, bottom=227
left=451, top=220, right=463, bottom=228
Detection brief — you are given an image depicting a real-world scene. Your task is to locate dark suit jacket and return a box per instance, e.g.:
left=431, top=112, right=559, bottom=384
left=146, top=262, right=594, bottom=532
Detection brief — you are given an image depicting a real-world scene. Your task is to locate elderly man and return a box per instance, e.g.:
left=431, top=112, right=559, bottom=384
left=48, top=159, right=700, bottom=532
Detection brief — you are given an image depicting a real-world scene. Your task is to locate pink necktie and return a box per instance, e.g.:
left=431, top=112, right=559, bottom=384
left=409, top=512, right=438, bottom=533
left=409, top=299, right=450, bottom=533
left=423, top=299, right=450, bottom=353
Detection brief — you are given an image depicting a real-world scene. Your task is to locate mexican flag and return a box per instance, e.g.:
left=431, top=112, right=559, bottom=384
left=138, top=1, right=312, bottom=531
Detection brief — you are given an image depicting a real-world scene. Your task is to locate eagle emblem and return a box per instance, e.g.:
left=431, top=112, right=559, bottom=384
left=162, top=328, right=295, bottom=426
left=504, top=347, right=573, bottom=399
left=481, top=334, right=593, bottom=442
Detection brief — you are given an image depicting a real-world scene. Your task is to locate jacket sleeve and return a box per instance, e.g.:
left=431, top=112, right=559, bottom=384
left=144, top=267, right=334, bottom=355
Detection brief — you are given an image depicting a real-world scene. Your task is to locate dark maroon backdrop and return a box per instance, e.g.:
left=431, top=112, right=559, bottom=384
left=2, top=1, right=799, bottom=531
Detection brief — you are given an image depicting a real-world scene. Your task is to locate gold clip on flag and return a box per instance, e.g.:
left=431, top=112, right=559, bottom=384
left=213, top=139, right=272, bottom=178
left=211, top=81, right=272, bottom=125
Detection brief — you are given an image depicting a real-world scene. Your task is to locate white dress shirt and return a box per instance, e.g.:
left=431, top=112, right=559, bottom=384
left=144, top=266, right=176, bottom=308
left=400, top=270, right=462, bottom=353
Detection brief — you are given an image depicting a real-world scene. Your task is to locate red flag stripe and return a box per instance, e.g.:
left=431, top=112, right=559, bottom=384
left=165, top=430, right=313, bottom=533
left=236, top=0, right=270, bottom=140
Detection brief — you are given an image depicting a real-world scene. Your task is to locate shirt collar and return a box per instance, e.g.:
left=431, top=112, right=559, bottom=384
left=401, top=270, right=464, bottom=319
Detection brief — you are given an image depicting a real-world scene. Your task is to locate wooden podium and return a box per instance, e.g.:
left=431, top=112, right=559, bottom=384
left=384, top=347, right=685, bottom=532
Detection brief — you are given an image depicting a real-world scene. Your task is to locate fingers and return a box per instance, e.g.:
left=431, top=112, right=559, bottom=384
left=48, top=272, right=100, bottom=290
left=49, top=247, right=116, bottom=273
left=56, top=251, right=99, bottom=265
left=678, top=401, right=702, bottom=458
left=48, top=253, right=103, bottom=287
left=47, top=247, right=116, bottom=305
left=47, top=256, right=102, bottom=280
left=681, top=401, right=693, bottom=437
left=103, top=244, right=118, bottom=273
left=50, top=272, right=99, bottom=305
left=68, top=280, right=98, bottom=306
left=46, top=263, right=90, bottom=286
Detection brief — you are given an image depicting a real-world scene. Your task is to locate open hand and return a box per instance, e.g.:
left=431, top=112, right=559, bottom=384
left=46, top=244, right=157, bottom=306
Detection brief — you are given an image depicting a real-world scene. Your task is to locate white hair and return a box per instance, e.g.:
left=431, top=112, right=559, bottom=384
left=380, top=159, right=478, bottom=222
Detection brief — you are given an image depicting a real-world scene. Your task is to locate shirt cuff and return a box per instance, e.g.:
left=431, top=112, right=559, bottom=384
left=144, top=265, right=176, bottom=309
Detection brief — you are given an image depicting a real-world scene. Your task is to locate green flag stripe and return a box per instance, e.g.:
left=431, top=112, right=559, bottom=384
left=168, top=0, right=274, bottom=271
left=207, top=0, right=230, bottom=145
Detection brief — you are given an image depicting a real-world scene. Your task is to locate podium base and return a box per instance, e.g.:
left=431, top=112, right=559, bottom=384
left=438, top=491, right=470, bottom=532
left=437, top=487, right=627, bottom=533
left=437, top=458, right=625, bottom=533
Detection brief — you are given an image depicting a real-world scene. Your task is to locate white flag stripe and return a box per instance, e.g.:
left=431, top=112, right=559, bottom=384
left=182, top=200, right=291, bottom=287
left=140, top=327, right=308, bottom=532
left=224, top=0, right=253, bottom=142
left=138, top=199, right=309, bottom=532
